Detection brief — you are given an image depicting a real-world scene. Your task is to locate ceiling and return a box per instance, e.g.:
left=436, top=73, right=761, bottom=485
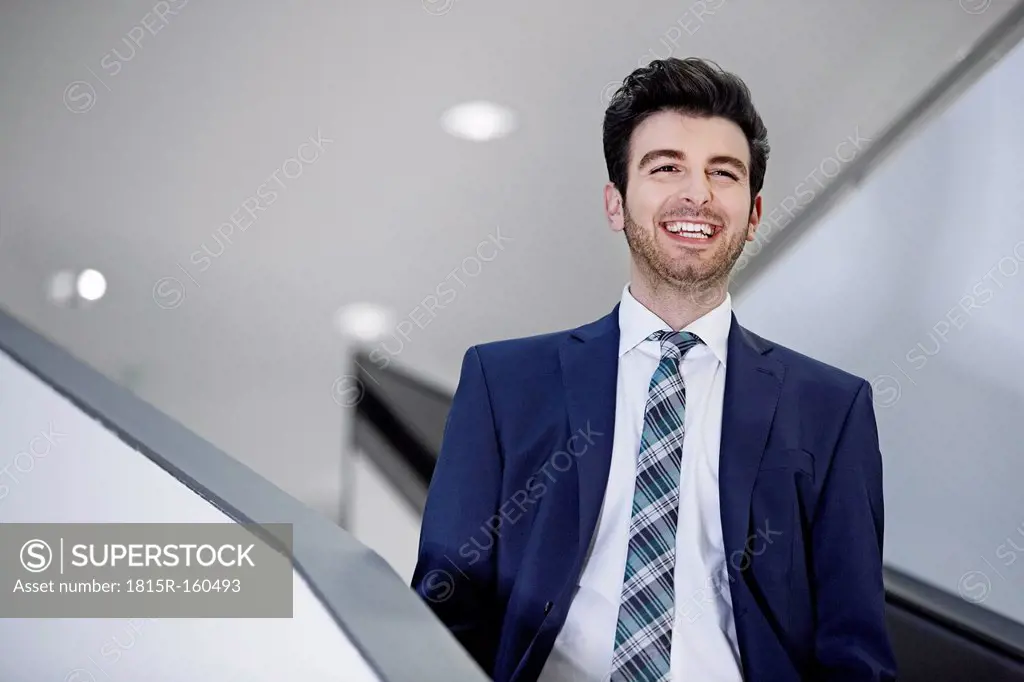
left=0, top=0, right=1018, bottom=515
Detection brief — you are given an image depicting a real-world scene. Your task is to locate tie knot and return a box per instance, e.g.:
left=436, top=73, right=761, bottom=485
left=650, top=330, right=703, bottom=359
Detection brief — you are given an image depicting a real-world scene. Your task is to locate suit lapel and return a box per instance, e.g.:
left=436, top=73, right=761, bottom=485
left=557, top=306, right=784, bottom=601
left=559, top=306, right=620, bottom=565
left=719, top=314, right=784, bottom=585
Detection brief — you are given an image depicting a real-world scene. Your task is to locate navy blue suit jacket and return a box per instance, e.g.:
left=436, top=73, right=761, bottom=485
left=412, top=305, right=896, bottom=682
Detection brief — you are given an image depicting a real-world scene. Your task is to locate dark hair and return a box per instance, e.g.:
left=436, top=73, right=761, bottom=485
left=603, top=57, right=769, bottom=207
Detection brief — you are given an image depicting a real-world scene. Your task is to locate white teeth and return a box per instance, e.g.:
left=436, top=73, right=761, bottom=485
left=664, top=221, right=715, bottom=237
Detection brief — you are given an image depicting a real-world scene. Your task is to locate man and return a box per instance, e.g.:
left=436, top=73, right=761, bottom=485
left=412, top=57, right=896, bottom=682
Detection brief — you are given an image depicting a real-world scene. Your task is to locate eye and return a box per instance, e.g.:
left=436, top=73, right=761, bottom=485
left=711, top=169, right=739, bottom=180
left=652, top=165, right=678, bottom=173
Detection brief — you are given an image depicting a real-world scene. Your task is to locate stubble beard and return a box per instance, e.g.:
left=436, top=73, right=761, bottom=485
left=622, top=204, right=747, bottom=299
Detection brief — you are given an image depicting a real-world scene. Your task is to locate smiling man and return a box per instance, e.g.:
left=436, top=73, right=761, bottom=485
left=413, top=57, right=896, bottom=682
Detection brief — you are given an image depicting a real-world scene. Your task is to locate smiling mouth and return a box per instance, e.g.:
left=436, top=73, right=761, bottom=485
left=659, top=220, right=722, bottom=242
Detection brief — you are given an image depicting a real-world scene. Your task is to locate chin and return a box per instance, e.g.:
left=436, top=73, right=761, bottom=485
left=662, top=257, right=732, bottom=285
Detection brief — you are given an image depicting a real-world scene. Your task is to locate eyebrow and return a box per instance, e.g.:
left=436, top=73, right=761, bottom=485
left=637, top=149, right=749, bottom=179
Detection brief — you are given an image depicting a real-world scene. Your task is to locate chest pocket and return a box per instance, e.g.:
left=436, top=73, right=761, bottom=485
left=758, top=447, right=814, bottom=477
left=748, top=448, right=815, bottom=586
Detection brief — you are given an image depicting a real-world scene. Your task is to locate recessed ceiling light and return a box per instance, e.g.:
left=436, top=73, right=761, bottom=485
left=441, top=101, right=517, bottom=142
left=334, top=302, right=394, bottom=343
left=77, top=268, right=107, bottom=301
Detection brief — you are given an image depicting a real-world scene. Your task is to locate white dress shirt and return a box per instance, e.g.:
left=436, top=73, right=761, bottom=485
left=538, top=282, right=742, bottom=682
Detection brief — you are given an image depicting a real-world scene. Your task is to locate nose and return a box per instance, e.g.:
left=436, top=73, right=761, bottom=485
left=675, top=169, right=712, bottom=207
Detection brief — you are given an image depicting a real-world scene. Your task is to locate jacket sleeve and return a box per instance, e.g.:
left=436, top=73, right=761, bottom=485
left=411, top=345, right=503, bottom=675
left=811, top=380, right=898, bottom=681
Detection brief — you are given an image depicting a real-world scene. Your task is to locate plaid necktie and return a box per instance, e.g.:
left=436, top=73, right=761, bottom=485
left=610, top=330, right=703, bottom=682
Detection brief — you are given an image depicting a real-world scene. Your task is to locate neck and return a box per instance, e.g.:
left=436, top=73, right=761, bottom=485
left=628, top=262, right=728, bottom=330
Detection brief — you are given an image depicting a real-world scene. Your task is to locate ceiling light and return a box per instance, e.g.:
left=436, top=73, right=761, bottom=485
left=77, top=269, right=107, bottom=301
left=441, top=101, right=517, bottom=142
left=334, top=302, right=394, bottom=343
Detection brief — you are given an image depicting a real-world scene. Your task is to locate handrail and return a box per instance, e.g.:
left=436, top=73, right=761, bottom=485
left=351, top=353, right=449, bottom=515
left=884, top=567, right=1024, bottom=664
left=0, top=304, right=488, bottom=682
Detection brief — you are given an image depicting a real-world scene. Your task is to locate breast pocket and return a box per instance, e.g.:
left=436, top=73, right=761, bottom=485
left=758, top=447, right=815, bottom=478
left=749, top=448, right=814, bottom=586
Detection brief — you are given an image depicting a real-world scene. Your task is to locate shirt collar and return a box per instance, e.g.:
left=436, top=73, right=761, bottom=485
left=617, top=281, right=732, bottom=366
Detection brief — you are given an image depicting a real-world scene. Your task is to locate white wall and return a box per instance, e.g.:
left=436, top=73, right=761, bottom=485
left=734, top=37, right=1024, bottom=624
left=0, top=349, right=380, bottom=682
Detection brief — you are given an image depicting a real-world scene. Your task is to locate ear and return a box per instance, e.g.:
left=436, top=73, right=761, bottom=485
left=746, top=194, right=762, bottom=241
left=605, top=182, right=625, bottom=232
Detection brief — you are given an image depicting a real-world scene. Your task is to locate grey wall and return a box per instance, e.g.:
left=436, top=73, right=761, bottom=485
left=734, top=37, right=1024, bottom=625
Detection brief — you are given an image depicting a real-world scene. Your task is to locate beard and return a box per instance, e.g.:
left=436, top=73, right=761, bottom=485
left=622, top=204, right=747, bottom=293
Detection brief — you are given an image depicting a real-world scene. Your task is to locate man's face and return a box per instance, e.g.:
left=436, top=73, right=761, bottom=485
left=605, top=110, right=762, bottom=289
